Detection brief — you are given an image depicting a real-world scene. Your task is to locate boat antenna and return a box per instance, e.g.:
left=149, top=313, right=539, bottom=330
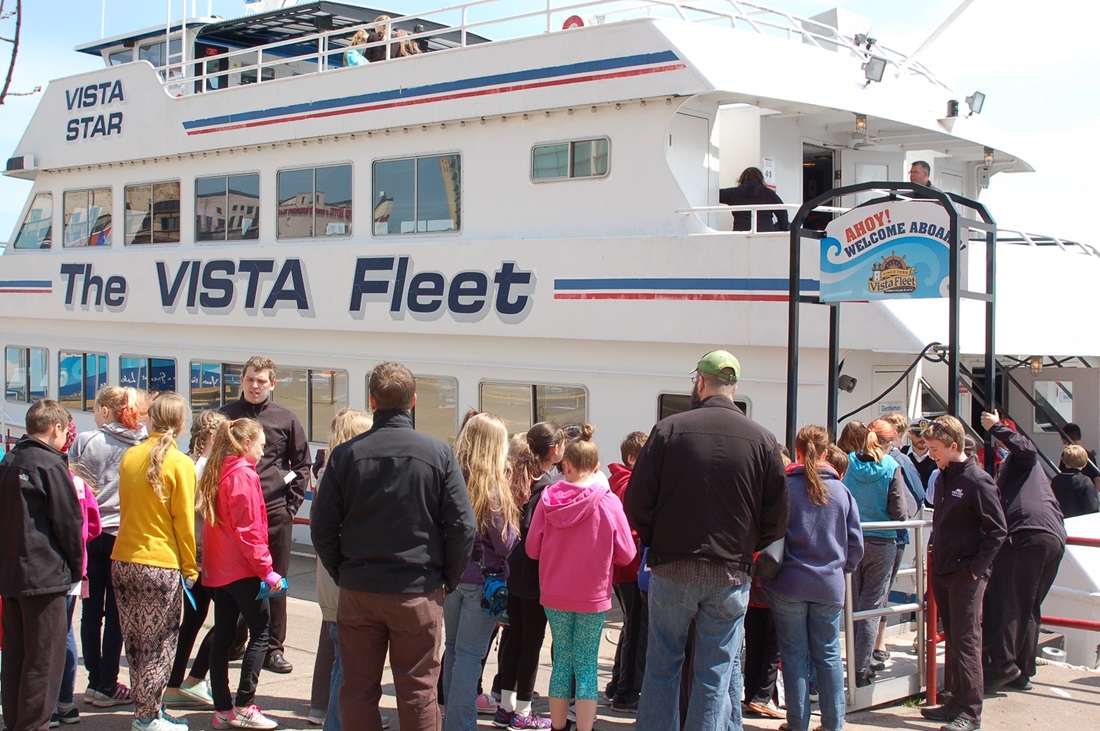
left=894, top=0, right=977, bottom=78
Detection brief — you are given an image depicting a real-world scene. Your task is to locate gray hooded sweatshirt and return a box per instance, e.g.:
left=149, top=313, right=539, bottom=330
left=68, top=423, right=147, bottom=534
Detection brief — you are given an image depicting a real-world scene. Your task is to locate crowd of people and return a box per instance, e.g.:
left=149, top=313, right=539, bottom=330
left=0, top=349, right=1091, bottom=731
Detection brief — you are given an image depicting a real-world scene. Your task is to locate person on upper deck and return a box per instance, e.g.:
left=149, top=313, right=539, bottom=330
left=345, top=30, right=369, bottom=67
left=719, top=167, right=788, bottom=232
left=366, top=15, right=398, bottom=63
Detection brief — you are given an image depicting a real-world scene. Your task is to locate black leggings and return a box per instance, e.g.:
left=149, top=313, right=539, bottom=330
left=209, top=578, right=271, bottom=713
left=169, top=576, right=213, bottom=687
left=497, top=595, right=547, bottom=702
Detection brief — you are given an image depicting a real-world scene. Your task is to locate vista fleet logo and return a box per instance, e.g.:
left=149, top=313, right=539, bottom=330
left=868, top=252, right=916, bottom=295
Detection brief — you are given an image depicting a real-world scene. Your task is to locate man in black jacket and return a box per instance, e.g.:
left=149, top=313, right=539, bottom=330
left=312, top=361, right=475, bottom=731
left=921, top=416, right=1006, bottom=731
left=1, top=400, right=84, bottom=731
left=627, top=350, right=788, bottom=731
left=221, top=355, right=311, bottom=673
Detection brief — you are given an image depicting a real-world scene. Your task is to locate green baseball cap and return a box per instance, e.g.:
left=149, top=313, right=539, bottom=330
left=694, top=349, right=740, bottom=383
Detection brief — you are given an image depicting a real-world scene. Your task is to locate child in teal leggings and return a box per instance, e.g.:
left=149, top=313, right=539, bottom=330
left=526, top=424, right=637, bottom=731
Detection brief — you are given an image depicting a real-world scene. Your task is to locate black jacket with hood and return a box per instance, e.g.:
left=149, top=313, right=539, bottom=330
left=0, top=435, right=85, bottom=597
left=221, top=397, right=312, bottom=516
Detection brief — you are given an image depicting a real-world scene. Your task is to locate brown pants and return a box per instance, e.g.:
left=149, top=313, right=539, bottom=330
left=1, top=592, right=68, bottom=731
left=338, top=587, right=445, bottom=731
left=932, top=570, right=987, bottom=724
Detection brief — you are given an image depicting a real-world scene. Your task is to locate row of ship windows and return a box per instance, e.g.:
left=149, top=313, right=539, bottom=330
left=10, top=139, right=610, bottom=249
left=6, top=346, right=717, bottom=446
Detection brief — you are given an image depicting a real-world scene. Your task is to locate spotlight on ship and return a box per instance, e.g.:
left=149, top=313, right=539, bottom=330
left=965, top=91, right=985, bottom=116
left=862, top=56, right=886, bottom=84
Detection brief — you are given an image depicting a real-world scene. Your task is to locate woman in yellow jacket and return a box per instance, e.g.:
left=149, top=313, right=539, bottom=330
left=111, top=393, right=198, bottom=731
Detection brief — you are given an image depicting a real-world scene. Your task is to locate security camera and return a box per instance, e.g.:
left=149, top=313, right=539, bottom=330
left=838, top=375, right=858, bottom=393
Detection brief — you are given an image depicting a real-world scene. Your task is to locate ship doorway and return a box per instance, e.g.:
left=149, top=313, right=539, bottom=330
left=802, top=143, right=833, bottom=230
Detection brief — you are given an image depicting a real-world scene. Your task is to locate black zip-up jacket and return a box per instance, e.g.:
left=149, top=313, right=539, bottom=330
left=311, top=410, right=476, bottom=594
left=625, top=397, right=789, bottom=574
left=930, top=457, right=1006, bottom=577
left=221, top=397, right=311, bottom=515
left=0, top=435, right=84, bottom=597
left=507, top=472, right=555, bottom=600
left=989, top=422, right=1067, bottom=543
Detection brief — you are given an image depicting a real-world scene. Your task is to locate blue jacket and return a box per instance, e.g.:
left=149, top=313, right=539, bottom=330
left=843, top=452, right=909, bottom=539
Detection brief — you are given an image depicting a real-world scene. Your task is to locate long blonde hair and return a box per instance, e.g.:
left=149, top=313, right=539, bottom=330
left=189, top=409, right=228, bottom=458
left=145, top=393, right=189, bottom=501
left=198, top=418, right=263, bottom=525
left=327, top=407, right=373, bottom=456
left=455, top=413, right=520, bottom=540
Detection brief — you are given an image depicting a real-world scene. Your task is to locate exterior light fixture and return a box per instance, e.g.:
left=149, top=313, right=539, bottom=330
left=862, top=56, right=886, bottom=84
left=855, top=114, right=867, bottom=135
left=946, top=99, right=960, bottom=118
left=1029, top=356, right=1043, bottom=376
left=984, top=146, right=994, bottom=167
left=965, top=91, right=985, bottom=115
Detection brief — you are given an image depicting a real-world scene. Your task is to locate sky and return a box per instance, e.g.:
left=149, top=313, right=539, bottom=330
left=0, top=0, right=1095, bottom=244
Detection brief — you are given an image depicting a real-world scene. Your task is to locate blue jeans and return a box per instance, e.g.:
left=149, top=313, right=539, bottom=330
left=59, top=595, right=78, bottom=704
left=441, top=583, right=498, bottom=731
left=325, top=622, right=342, bottom=731
left=767, top=592, right=846, bottom=731
left=636, top=575, right=749, bottom=731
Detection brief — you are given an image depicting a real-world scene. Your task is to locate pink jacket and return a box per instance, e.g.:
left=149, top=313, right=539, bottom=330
left=527, top=479, right=636, bottom=613
left=202, top=456, right=273, bottom=588
left=77, top=476, right=102, bottom=577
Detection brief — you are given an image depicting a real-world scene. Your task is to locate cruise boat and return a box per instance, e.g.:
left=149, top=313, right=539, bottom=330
left=3, top=0, right=1099, bottom=675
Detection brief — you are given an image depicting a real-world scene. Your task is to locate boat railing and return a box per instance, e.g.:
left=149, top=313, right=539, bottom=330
left=149, top=0, right=949, bottom=96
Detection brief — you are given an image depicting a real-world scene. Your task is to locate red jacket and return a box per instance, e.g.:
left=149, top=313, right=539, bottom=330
left=202, top=455, right=273, bottom=588
left=609, top=463, right=642, bottom=585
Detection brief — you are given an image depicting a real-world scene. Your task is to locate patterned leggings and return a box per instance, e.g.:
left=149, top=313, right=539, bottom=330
left=545, top=608, right=607, bottom=701
left=112, top=561, right=182, bottom=719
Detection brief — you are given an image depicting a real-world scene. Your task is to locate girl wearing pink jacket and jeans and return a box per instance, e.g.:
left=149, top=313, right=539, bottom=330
left=526, top=424, right=636, bottom=731
left=198, top=419, right=282, bottom=730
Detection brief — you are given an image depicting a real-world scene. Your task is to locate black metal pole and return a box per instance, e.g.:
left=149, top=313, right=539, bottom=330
left=985, top=217, right=997, bottom=472
left=827, top=303, right=840, bottom=438
left=786, top=226, right=801, bottom=451
left=947, top=206, right=960, bottom=418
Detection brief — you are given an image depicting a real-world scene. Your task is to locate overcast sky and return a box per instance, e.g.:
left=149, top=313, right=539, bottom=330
left=0, top=0, right=1094, bottom=244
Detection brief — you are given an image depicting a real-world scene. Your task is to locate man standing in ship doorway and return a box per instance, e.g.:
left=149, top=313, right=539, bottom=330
left=626, top=350, right=789, bottom=731
left=221, top=355, right=312, bottom=674
left=909, top=160, right=936, bottom=189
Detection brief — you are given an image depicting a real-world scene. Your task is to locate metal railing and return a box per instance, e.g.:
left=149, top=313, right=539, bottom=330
left=143, top=0, right=950, bottom=95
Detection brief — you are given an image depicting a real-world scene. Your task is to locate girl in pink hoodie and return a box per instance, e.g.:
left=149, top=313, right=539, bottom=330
left=198, top=418, right=280, bottom=730
left=526, top=424, right=636, bottom=731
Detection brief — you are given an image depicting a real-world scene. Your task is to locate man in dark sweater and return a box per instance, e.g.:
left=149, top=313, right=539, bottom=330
left=981, top=412, right=1067, bottom=693
left=921, top=415, right=1006, bottom=731
left=1, top=400, right=84, bottom=731
left=221, top=355, right=311, bottom=673
left=1051, top=445, right=1100, bottom=518
left=312, top=361, right=475, bottom=731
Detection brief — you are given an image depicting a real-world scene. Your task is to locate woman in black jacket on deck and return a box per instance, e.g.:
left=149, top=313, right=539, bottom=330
left=719, top=167, right=789, bottom=232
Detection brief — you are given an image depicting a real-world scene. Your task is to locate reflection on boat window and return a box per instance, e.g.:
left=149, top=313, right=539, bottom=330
left=196, top=173, right=260, bottom=242
left=59, top=351, right=108, bottom=412
left=658, top=393, right=749, bottom=419
left=479, top=382, right=587, bottom=435
left=108, top=48, right=132, bottom=66
left=532, top=138, right=609, bottom=181
left=189, top=361, right=243, bottom=419
left=63, top=188, right=112, bottom=247
left=1035, top=380, right=1073, bottom=432
left=372, top=154, right=461, bottom=235
left=13, top=193, right=53, bottom=250
left=276, top=367, right=349, bottom=444
left=408, top=375, right=458, bottom=445
left=120, top=356, right=177, bottom=394
left=5, top=346, right=48, bottom=403
left=139, top=37, right=181, bottom=82
left=277, top=164, right=352, bottom=239
left=125, top=181, right=181, bottom=245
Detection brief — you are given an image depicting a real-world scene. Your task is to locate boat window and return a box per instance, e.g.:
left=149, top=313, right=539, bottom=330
left=108, top=48, right=133, bottom=66
left=58, top=352, right=108, bottom=412
left=120, top=356, right=177, bottom=393
left=275, top=367, right=349, bottom=444
left=372, top=154, right=461, bottom=235
left=5, top=346, right=48, bottom=402
left=63, top=188, right=112, bottom=247
left=479, top=382, right=587, bottom=435
left=1034, top=380, right=1073, bottom=432
left=13, top=193, right=53, bottom=250
left=532, top=138, right=609, bottom=181
left=189, top=361, right=243, bottom=418
left=658, top=393, right=749, bottom=419
left=124, top=181, right=181, bottom=245
left=196, top=173, right=260, bottom=242
left=410, top=376, right=458, bottom=445
left=276, top=164, right=352, bottom=239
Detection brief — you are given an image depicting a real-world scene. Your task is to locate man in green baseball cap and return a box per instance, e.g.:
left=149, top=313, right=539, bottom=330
left=694, top=350, right=741, bottom=384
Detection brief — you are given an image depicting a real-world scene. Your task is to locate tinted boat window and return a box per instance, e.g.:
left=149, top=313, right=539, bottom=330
left=64, top=188, right=112, bottom=247
left=196, top=173, right=259, bottom=242
left=13, top=193, right=53, bottom=250
left=373, top=154, right=460, bottom=235
left=125, top=181, right=180, bottom=245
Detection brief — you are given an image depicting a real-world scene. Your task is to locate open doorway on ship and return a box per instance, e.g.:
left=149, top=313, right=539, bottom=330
left=802, top=143, right=834, bottom=230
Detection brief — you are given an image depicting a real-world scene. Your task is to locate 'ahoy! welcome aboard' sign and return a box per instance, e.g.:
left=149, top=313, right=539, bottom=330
left=819, top=200, right=952, bottom=302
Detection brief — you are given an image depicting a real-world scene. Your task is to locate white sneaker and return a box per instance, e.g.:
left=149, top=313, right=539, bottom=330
left=306, top=709, right=326, bottom=726
left=131, top=717, right=188, bottom=731
left=228, top=704, right=278, bottom=730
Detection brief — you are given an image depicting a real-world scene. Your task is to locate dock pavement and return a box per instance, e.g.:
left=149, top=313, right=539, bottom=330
left=60, top=552, right=1098, bottom=730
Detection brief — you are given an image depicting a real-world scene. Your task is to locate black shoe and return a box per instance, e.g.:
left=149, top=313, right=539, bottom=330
left=264, top=651, right=293, bottom=674
left=1007, top=675, right=1032, bottom=691
left=871, top=660, right=886, bottom=672
left=872, top=649, right=890, bottom=663
left=921, top=705, right=955, bottom=722
left=983, top=666, right=1021, bottom=694
left=855, top=673, right=872, bottom=688
left=941, top=718, right=979, bottom=731
left=611, top=694, right=639, bottom=713
left=603, top=684, right=616, bottom=702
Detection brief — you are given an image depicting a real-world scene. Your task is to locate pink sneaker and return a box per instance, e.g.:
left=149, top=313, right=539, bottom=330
left=509, top=715, right=552, bottom=730
left=476, top=693, right=498, bottom=715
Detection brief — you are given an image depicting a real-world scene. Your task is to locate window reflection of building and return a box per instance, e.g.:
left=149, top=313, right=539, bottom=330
left=196, top=173, right=260, bottom=241
left=14, top=193, right=53, bottom=250
left=373, top=154, right=461, bottom=235
left=277, top=164, right=352, bottom=239
left=125, top=181, right=180, bottom=245
left=64, top=188, right=112, bottom=247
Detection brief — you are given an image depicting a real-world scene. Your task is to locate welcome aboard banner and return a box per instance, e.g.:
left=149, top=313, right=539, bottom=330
left=820, top=200, right=952, bottom=302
